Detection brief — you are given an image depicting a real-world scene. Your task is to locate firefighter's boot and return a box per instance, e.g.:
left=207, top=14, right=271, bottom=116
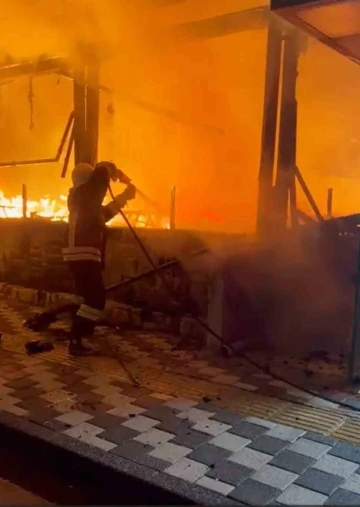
left=68, top=338, right=98, bottom=356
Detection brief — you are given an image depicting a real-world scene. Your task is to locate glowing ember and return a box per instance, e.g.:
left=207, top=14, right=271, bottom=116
left=0, top=191, right=169, bottom=228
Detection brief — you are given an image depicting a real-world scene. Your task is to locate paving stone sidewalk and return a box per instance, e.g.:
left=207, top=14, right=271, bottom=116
left=1, top=347, right=360, bottom=505
left=1, top=304, right=360, bottom=503
left=2, top=298, right=360, bottom=413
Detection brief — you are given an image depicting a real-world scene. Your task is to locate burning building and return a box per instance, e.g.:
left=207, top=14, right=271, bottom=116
left=1, top=0, right=360, bottom=232
left=1, top=0, right=360, bottom=383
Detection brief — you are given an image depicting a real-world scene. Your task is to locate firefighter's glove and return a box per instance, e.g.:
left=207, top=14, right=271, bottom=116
left=123, top=183, right=136, bottom=202
left=113, top=184, right=136, bottom=209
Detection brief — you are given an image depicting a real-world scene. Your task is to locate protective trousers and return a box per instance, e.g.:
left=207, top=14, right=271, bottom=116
left=67, top=261, right=106, bottom=343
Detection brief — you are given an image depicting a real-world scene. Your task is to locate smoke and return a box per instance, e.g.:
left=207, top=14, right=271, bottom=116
left=190, top=227, right=356, bottom=356
left=0, top=0, right=360, bottom=232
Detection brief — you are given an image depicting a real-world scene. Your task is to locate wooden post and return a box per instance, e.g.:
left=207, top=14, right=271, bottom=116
left=85, top=57, right=100, bottom=166
left=327, top=188, right=333, bottom=218
left=73, top=65, right=86, bottom=165
left=257, top=17, right=283, bottom=237
left=275, top=28, right=300, bottom=229
left=22, top=184, right=27, bottom=219
left=169, top=186, right=176, bottom=229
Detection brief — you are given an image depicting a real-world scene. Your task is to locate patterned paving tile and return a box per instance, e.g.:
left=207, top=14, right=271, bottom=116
left=252, top=465, right=298, bottom=490
left=229, top=447, right=273, bottom=470
left=270, top=450, right=316, bottom=475
left=188, top=443, right=231, bottom=466
left=2, top=299, right=360, bottom=504
left=207, top=460, right=253, bottom=486
left=325, top=488, right=360, bottom=505
left=277, top=484, right=328, bottom=505
left=229, top=478, right=281, bottom=505
left=210, top=432, right=250, bottom=452
left=288, top=437, right=332, bottom=459
left=165, top=457, right=209, bottom=483
left=2, top=298, right=360, bottom=414
left=295, top=468, right=344, bottom=495
left=196, top=476, right=235, bottom=495
left=249, top=435, right=290, bottom=456
left=312, top=454, right=359, bottom=478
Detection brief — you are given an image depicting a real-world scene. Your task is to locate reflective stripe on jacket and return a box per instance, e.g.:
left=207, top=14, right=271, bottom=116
left=62, top=164, right=114, bottom=264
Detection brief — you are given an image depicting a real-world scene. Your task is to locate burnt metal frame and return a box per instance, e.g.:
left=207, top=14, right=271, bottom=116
left=271, top=0, right=360, bottom=66
left=0, top=55, right=102, bottom=171
left=269, top=1, right=360, bottom=384
left=256, top=15, right=323, bottom=235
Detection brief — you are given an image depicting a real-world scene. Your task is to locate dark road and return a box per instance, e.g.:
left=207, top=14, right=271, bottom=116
left=0, top=440, right=192, bottom=505
left=0, top=446, right=99, bottom=505
left=0, top=477, right=50, bottom=505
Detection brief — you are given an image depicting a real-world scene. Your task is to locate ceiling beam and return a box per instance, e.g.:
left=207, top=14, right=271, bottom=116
left=172, top=6, right=269, bottom=42
left=0, top=58, right=225, bottom=135
left=58, top=68, right=225, bottom=135
left=0, top=57, right=68, bottom=80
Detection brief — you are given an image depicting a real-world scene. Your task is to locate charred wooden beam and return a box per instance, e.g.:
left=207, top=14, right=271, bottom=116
left=85, top=60, right=100, bottom=166
left=57, top=68, right=225, bottom=135
left=173, top=6, right=268, bottom=41
left=73, top=66, right=86, bottom=165
left=0, top=57, right=68, bottom=81
left=0, top=111, right=74, bottom=168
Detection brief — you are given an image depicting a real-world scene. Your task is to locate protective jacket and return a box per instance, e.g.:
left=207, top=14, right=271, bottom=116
left=62, top=163, right=125, bottom=266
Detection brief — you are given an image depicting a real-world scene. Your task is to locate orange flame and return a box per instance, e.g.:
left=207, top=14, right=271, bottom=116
left=0, top=190, right=169, bottom=228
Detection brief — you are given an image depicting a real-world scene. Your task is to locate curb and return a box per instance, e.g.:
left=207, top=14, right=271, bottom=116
left=0, top=410, right=238, bottom=506
left=0, top=282, right=205, bottom=344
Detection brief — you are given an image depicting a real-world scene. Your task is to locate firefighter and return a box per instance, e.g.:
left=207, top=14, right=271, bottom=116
left=25, top=161, right=135, bottom=356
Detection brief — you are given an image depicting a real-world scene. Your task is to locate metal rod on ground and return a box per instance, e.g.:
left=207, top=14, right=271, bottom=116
left=169, top=186, right=176, bottom=229
left=22, top=184, right=27, bottom=219
left=294, top=166, right=324, bottom=222
left=327, top=188, right=333, bottom=218
left=105, top=248, right=209, bottom=294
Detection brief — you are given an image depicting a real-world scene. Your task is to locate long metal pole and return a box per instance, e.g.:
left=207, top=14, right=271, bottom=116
left=256, top=15, right=283, bottom=237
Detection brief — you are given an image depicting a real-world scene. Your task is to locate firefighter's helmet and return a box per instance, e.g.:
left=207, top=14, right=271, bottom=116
left=71, top=163, right=94, bottom=188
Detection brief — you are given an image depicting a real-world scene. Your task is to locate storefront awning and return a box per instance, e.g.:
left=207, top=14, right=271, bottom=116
left=271, top=0, right=360, bottom=64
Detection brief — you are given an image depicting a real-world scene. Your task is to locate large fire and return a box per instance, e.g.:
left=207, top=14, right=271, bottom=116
left=0, top=190, right=169, bottom=228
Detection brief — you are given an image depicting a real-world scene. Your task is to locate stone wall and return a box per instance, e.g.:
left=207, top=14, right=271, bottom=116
left=0, top=219, right=245, bottom=318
